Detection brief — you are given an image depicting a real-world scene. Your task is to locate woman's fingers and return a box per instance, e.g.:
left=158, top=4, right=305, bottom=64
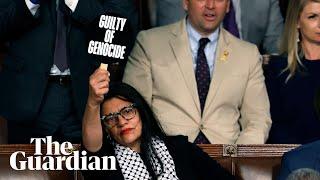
left=90, top=70, right=110, bottom=84
left=90, top=68, right=109, bottom=86
left=97, top=80, right=109, bottom=89
left=88, top=67, right=110, bottom=104
left=87, top=65, right=110, bottom=107
left=96, top=87, right=109, bottom=96
left=92, top=81, right=109, bottom=95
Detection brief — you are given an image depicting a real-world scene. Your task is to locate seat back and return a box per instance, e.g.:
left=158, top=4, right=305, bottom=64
left=199, top=144, right=299, bottom=180
left=0, top=117, right=7, bottom=144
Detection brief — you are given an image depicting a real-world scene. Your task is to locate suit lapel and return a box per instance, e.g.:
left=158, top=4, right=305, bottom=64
left=203, top=29, right=232, bottom=117
left=169, top=20, right=201, bottom=114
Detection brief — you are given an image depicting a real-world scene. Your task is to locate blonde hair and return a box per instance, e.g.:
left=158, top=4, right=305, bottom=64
left=279, top=0, right=320, bottom=81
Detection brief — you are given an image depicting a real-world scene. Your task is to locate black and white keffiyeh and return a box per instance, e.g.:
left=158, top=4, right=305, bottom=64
left=113, top=137, right=179, bottom=180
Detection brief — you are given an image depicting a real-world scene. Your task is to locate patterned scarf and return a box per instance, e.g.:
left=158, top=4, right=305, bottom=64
left=112, top=137, right=179, bottom=180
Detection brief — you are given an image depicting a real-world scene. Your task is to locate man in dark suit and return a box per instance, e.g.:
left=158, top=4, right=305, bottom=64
left=278, top=140, right=320, bottom=180
left=0, top=0, right=137, bottom=143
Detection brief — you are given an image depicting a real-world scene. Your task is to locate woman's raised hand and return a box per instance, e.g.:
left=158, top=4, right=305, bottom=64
left=88, top=64, right=110, bottom=107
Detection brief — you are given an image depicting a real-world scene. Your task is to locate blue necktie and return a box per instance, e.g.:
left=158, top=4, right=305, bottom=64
left=223, top=0, right=240, bottom=38
left=194, top=38, right=211, bottom=144
left=53, top=0, right=68, bottom=72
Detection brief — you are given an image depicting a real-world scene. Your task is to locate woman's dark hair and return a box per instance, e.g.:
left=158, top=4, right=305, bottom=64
left=103, top=82, right=166, bottom=139
left=102, top=82, right=166, bottom=177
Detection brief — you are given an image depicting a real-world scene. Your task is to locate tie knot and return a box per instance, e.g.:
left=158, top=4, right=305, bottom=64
left=199, top=38, right=210, bottom=50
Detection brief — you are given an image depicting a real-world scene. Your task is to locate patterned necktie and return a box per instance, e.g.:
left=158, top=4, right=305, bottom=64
left=196, top=38, right=211, bottom=113
left=223, top=0, right=240, bottom=38
left=53, top=0, right=68, bottom=72
left=194, top=38, right=211, bottom=144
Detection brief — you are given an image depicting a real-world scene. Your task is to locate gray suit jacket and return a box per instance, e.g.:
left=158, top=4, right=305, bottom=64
left=151, top=0, right=283, bottom=54
left=153, top=0, right=185, bottom=26
left=240, top=0, right=283, bottom=54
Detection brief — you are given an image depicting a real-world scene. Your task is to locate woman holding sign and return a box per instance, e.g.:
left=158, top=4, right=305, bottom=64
left=81, top=66, right=234, bottom=180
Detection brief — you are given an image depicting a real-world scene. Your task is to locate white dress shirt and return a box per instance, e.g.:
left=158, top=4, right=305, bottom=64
left=186, top=19, right=219, bottom=78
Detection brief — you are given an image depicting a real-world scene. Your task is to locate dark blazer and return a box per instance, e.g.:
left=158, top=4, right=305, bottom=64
left=0, top=0, right=136, bottom=122
left=278, top=140, right=320, bottom=180
left=81, top=135, right=234, bottom=180
left=265, top=56, right=320, bottom=144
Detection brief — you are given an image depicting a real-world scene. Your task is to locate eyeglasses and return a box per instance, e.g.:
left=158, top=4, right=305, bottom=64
left=101, top=103, right=137, bottom=129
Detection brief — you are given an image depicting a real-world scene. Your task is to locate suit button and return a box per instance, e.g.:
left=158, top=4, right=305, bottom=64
left=200, top=124, right=204, bottom=130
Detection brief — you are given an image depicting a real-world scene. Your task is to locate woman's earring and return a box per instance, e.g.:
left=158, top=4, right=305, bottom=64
left=296, top=31, right=300, bottom=43
left=295, top=30, right=301, bottom=60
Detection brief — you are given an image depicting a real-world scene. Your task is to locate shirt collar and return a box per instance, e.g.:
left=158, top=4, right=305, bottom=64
left=186, top=18, right=219, bottom=44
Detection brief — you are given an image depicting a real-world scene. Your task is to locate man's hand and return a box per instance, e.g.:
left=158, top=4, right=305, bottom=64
left=87, top=64, right=110, bottom=107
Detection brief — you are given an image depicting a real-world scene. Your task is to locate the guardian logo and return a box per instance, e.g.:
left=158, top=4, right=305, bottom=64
left=9, top=136, right=116, bottom=171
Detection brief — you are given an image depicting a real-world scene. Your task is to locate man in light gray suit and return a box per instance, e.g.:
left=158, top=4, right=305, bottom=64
left=150, top=0, right=283, bottom=54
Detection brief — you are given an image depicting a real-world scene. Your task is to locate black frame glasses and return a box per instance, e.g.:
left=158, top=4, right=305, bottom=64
left=101, top=103, right=137, bottom=129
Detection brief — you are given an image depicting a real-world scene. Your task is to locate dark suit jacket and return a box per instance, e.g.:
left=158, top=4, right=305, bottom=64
left=0, top=0, right=136, bottom=122
left=265, top=56, right=320, bottom=144
left=81, top=135, right=234, bottom=180
left=278, top=140, right=320, bottom=180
